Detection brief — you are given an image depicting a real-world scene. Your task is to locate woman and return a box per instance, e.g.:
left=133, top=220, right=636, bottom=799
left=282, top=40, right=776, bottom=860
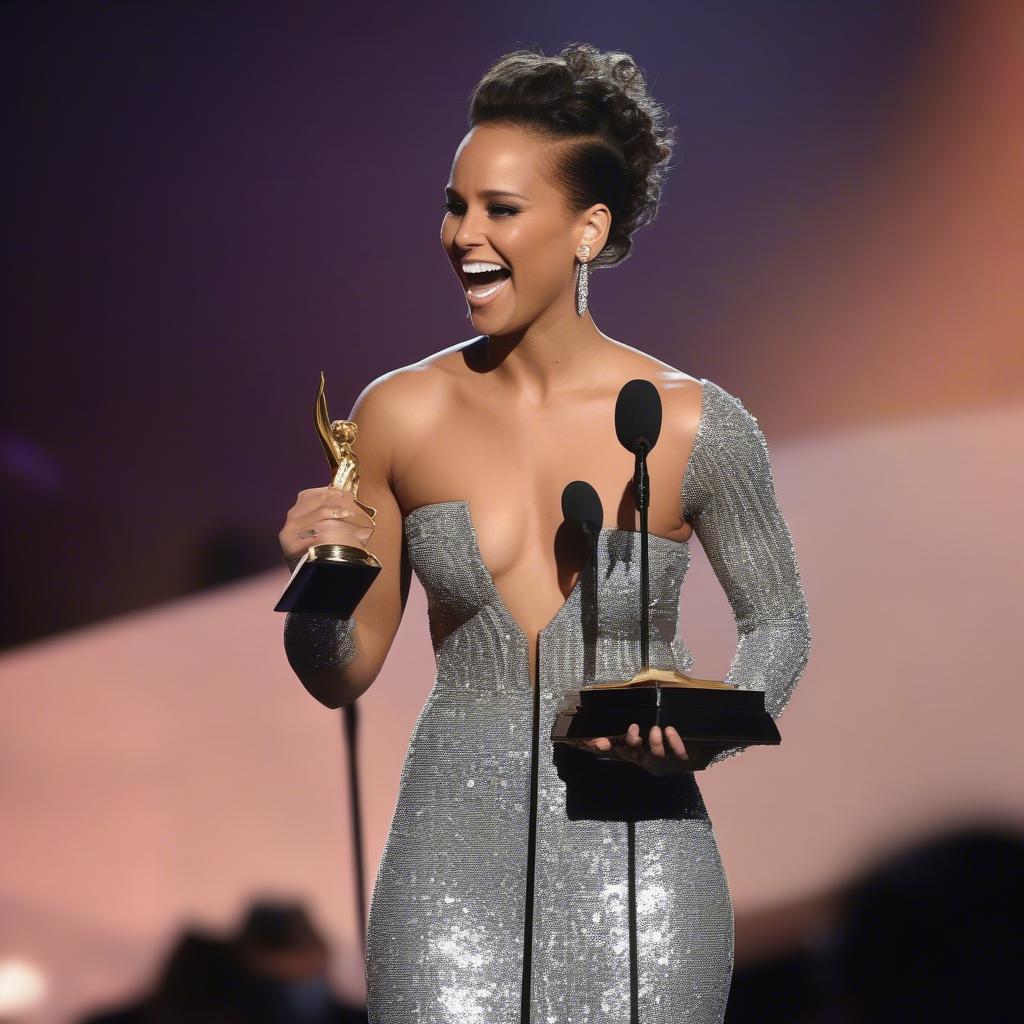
left=280, top=42, right=811, bottom=1024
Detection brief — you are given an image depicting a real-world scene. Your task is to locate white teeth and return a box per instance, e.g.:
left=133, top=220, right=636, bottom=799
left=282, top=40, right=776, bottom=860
left=462, top=261, right=507, bottom=274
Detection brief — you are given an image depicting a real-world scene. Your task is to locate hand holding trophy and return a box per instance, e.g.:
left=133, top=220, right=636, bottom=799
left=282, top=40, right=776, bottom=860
left=278, top=485, right=374, bottom=571
left=274, top=371, right=382, bottom=617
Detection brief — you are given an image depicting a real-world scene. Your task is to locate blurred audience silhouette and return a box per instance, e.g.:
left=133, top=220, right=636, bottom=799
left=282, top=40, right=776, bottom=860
left=725, top=820, right=1024, bottom=1022
left=78, top=899, right=366, bottom=1024
left=73, top=822, right=1021, bottom=1022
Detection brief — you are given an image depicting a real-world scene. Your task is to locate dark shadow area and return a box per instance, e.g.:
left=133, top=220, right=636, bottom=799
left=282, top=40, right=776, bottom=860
left=554, top=742, right=709, bottom=821
left=724, top=819, right=1024, bottom=1022
left=76, top=899, right=367, bottom=1024
left=195, top=525, right=276, bottom=591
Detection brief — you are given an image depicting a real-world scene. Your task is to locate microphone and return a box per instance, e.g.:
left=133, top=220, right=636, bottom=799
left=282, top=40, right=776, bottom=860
left=615, top=378, right=662, bottom=458
left=614, top=379, right=663, bottom=676
left=561, top=480, right=604, bottom=543
left=562, top=481, right=603, bottom=686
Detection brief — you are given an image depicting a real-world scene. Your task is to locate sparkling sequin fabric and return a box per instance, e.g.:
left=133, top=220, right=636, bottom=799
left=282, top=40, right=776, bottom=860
left=283, top=611, right=358, bottom=677
left=363, top=378, right=811, bottom=1023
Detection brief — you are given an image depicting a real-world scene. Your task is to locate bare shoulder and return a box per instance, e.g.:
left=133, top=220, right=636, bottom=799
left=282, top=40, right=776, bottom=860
left=603, top=340, right=705, bottom=440
left=352, top=336, right=492, bottom=421
left=345, top=339, right=476, bottom=479
left=349, top=357, right=440, bottom=423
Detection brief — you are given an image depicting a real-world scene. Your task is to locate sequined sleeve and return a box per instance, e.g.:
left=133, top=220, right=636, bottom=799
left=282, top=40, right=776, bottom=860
left=681, top=380, right=812, bottom=768
left=283, top=612, right=359, bottom=706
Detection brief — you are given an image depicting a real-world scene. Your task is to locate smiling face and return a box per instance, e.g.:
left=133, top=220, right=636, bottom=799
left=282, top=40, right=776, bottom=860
left=441, top=123, right=610, bottom=333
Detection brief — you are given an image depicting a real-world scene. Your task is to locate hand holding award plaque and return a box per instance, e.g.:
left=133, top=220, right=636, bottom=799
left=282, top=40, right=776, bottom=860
left=551, top=666, right=781, bottom=773
left=549, top=380, right=782, bottom=772
left=274, top=371, right=382, bottom=617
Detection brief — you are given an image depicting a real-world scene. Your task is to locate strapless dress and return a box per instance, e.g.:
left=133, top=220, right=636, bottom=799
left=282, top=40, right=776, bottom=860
left=364, top=377, right=812, bottom=1023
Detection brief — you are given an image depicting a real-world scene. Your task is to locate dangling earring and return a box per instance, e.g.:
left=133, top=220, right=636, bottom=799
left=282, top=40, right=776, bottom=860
left=576, top=244, right=591, bottom=317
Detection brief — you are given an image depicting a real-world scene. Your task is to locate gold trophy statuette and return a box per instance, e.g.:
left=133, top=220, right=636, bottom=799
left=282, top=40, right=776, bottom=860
left=274, top=371, right=382, bottom=617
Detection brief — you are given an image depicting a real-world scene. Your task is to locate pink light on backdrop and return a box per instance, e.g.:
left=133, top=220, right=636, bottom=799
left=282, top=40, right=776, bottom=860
left=2, top=396, right=1022, bottom=1021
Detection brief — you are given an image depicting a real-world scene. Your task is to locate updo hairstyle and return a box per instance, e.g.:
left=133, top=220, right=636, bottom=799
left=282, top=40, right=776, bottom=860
left=467, top=42, right=678, bottom=268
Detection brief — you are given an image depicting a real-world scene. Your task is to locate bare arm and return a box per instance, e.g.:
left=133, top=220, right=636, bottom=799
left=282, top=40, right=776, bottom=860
left=682, top=379, right=812, bottom=768
left=280, top=371, right=413, bottom=708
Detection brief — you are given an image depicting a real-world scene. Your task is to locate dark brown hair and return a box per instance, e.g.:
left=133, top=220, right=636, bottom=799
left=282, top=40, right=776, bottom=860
left=468, top=41, right=678, bottom=269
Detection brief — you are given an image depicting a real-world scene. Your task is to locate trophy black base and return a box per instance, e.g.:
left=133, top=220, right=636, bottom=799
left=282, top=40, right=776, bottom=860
left=274, top=544, right=381, bottom=617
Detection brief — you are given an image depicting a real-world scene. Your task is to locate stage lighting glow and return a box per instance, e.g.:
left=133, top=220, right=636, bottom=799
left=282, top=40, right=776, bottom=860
left=0, top=957, right=48, bottom=1014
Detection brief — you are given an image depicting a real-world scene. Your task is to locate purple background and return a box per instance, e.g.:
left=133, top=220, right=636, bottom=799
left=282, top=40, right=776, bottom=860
left=2, top=1, right=935, bottom=647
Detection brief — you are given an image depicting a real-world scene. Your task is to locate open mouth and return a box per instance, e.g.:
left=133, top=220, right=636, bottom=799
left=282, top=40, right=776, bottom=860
left=463, top=266, right=512, bottom=302
left=463, top=266, right=511, bottom=287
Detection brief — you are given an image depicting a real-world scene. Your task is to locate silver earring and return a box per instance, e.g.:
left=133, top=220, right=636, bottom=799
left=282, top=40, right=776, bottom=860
left=576, top=244, right=591, bottom=317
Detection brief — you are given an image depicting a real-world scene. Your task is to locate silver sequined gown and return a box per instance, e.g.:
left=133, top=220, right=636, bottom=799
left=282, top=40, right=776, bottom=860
left=364, top=378, right=812, bottom=1023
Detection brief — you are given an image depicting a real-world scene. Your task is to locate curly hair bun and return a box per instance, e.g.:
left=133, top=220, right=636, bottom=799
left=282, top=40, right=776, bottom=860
left=468, top=42, right=678, bottom=268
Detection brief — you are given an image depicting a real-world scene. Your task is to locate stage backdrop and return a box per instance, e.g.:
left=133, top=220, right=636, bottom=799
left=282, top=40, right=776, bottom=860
left=3, top=2, right=1023, bottom=1021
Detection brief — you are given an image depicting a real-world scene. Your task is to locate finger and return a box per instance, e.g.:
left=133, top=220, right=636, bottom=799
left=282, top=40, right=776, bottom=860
left=313, top=494, right=356, bottom=514
left=664, top=726, right=689, bottom=760
left=301, top=504, right=369, bottom=535
left=648, top=724, right=665, bottom=757
left=319, top=488, right=354, bottom=508
left=321, top=488, right=372, bottom=512
left=316, top=497, right=374, bottom=527
left=589, top=736, right=612, bottom=752
left=286, top=498, right=319, bottom=522
left=311, top=505, right=351, bottom=524
left=286, top=497, right=339, bottom=524
left=610, top=741, right=641, bottom=764
left=291, top=517, right=367, bottom=549
left=625, top=723, right=642, bottom=747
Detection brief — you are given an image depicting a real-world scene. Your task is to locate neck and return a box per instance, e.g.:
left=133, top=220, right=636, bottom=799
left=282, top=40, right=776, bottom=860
left=482, top=307, right=609, bottom=403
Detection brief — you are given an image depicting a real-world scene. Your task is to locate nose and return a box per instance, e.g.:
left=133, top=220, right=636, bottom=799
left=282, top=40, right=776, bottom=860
left=452, top=205, right=490, bottom=252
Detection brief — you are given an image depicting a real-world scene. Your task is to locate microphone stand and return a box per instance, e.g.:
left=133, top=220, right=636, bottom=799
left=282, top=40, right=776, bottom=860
left=581, top=522, right=599, bottom=684
left=628, top=441, right=655, bottom=1024
left=634, top=442, right=657, bottom=708
left=341, top=702, right=368, bottom=961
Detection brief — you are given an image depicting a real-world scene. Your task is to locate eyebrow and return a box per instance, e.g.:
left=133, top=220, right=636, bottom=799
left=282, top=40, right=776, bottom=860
left=444, top=186, right=529, bottom=201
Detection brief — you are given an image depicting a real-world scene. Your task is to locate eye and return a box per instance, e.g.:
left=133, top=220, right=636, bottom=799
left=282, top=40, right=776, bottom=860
left=442, top=200, right=519, bottom=218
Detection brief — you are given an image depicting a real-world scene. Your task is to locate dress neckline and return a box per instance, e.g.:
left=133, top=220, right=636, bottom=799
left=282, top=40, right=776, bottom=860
left=401, top=376, right=708, bottom=654
left=403, top=499, right=691, bottom=649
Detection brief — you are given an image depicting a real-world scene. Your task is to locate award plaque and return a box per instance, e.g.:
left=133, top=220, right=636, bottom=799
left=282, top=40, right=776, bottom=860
left=274, top=371, right=382, bottom=617
left=551, top=667, right=781, bottom=772
left=549, top=379, right=783, bottom=772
